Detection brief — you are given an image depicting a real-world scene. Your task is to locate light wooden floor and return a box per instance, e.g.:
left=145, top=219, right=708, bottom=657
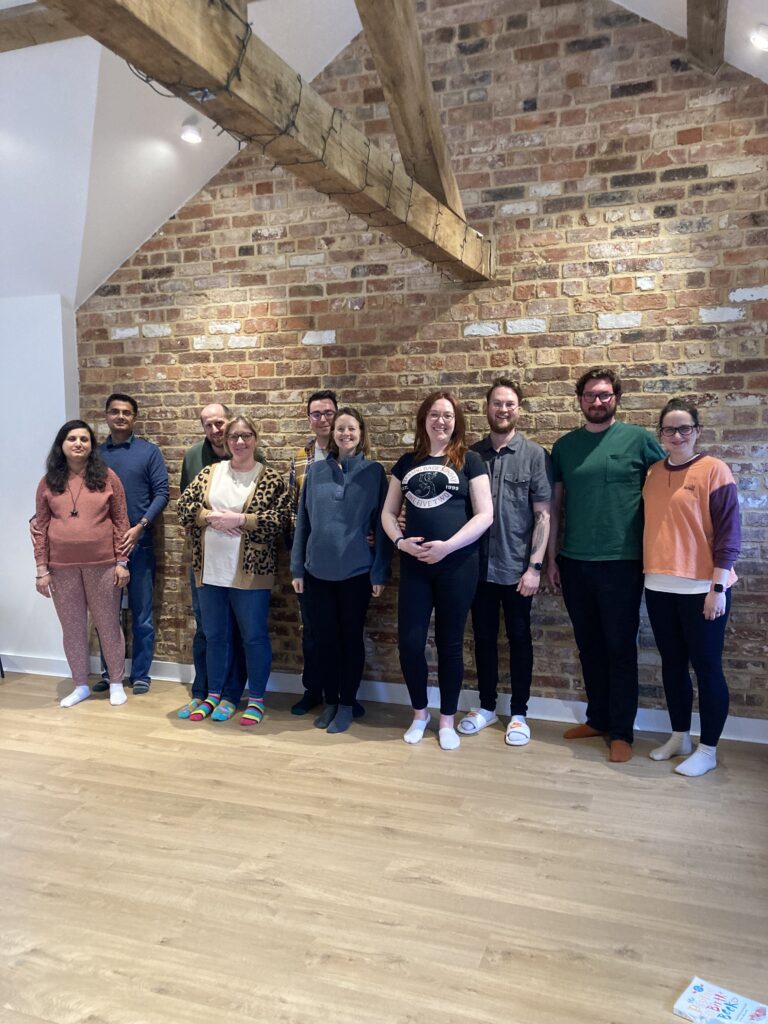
left=1, top=672, right=766, bottom=1024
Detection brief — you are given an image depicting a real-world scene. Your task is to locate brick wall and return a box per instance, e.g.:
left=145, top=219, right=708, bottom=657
left=77, top=0, right=768, bottom=718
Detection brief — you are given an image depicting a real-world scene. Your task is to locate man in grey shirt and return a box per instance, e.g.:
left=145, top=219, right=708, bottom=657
left=458, top=378, right=552, bottom=745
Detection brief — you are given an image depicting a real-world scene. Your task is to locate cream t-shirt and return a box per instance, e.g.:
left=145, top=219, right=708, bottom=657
left=202, top=462, right=261, bottom=587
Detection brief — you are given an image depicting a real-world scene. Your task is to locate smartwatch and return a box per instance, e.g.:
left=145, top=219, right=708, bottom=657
left=529, top=562, right=543, bottom=571
left=713, top=583, right=724, bottom=593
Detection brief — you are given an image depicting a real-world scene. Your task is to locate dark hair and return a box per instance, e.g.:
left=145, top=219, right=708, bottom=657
left=46, top=420, right=108, bottom=494
left=105, top=392, right=138, bottom=416
left=327, top=407, right=370, bottom=459
left=306, top=389, right=338, bottom=414
left=657, top=398, right=701, bottom=433
left=486, top=377, right=523, bottom=405
left=413, top=391, right=467, bottom=470
left=575, top=367, right=622, bottom=401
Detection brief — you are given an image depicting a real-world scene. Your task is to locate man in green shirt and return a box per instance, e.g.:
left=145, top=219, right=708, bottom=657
left=547, top=367, right=665, bottom=762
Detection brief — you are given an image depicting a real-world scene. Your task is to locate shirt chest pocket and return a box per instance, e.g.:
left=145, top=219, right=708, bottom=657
left=501, top=475, right=531, bottom=505
left=605, top=455, right=639, bottom=483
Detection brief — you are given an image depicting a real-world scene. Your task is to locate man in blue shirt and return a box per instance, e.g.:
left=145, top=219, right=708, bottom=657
left=96, top=393, right=169, bottom=694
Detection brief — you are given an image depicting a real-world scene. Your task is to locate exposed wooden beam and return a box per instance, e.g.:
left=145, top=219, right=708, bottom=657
left=41, top=0, right=493, bottom=282
left=687, top=0, right=729, bottom=74
left=0, top=2, right=84, bottom=53
left=354, top=0, right=465, bottom=220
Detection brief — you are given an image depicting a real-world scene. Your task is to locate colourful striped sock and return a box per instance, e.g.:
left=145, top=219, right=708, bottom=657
left=240, top=699, right=265, bottom=727
left=189, top=696, right=219, bottom=721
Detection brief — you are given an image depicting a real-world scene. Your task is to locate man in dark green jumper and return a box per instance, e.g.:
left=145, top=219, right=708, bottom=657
left=547, top=367, right=665, bottom=763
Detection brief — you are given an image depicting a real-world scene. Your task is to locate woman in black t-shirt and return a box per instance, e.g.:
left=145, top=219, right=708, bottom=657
left=382, top=391, right=493, bottom=750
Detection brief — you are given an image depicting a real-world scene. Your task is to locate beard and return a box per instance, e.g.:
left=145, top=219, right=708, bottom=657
left=487, top=412, right=519, bottom=433
left=583, top=403, right=615, bottom=424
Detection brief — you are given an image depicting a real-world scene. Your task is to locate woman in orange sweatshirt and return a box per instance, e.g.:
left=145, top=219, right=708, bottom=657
left=642, top=399, right=741, bottom=777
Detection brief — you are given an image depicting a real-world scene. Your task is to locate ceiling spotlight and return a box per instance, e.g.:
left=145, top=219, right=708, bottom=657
left=180, top=116, right=203, bottom=144
left=750, top=24, right=768, bottom=51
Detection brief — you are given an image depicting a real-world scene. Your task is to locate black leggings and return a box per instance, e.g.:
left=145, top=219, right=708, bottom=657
left=304, top=571, right=373, bottom=706
left=645, top=587, right=731, bottom=747
left=397, top=552, right=478, bottom=716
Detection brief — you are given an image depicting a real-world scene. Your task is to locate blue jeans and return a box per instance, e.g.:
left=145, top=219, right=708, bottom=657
left=101, top=538, right=155, bottom=683
left=189, top=568, right=247, bottom=704
left=125, top=539, right=156, bottom=683
left=197, top=585, right=272, bottom=699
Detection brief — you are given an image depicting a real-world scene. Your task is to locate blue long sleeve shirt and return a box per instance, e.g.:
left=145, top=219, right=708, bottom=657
left=100, top=434, right=170, bottom=529
left=290, top=452, right=392, bottom=585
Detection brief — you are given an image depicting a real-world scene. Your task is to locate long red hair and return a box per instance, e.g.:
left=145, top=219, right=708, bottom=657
left=412, top=391, right=467, bottom=470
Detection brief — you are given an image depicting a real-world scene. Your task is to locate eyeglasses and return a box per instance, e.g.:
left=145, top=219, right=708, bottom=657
left=660, top=425, right=696, bottom=437
left=582, top=391, right=615, bottom=403
left=428, top=412, right=455, bottom=422
left=229, top=432, right=254, bottom=442
left=309, top=410, right=335, bottom=421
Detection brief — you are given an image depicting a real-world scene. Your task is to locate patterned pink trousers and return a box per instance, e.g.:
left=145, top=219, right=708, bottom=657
left=50, top=565, right=125, bottom=685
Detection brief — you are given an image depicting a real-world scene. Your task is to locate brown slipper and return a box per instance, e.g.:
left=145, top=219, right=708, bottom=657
left=609, top=739, right=633, bottom=763
left=563, top=723, right=606, bottom=739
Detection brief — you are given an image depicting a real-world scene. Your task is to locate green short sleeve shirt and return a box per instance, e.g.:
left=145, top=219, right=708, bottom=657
left=551, top=421, right=665, bottom=561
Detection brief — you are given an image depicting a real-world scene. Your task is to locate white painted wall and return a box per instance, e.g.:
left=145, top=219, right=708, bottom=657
left=0, top=295, right=78, bottom=671
left=247, top=0, right=361, bottom=81
left=0, top=37, right=100, bottom=305
left=76, top=49, right=238, bottom=307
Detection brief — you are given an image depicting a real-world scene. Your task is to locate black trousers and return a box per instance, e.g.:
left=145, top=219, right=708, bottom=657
left=645, top=587, right=731, bottom=747
left=559, top=556, right=643, bottom=743
left=398, top=552, right=479, bottom=716
left=297, top=591, right=323, bottom=701
left=303, top=572, right=373, bottom=706
left=471, top=581, right=533, bottom=717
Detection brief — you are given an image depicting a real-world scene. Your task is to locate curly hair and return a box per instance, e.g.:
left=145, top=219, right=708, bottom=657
left=46, top=420, right=108, bottom=494
left=412, top=391, right=467, bottom=470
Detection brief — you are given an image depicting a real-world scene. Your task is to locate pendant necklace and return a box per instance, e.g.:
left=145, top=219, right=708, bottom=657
left=67, top=474, right=86, bottom=518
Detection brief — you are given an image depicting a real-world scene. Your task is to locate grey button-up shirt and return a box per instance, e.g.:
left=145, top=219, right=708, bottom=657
left=471, top=433, right=553, bottom=585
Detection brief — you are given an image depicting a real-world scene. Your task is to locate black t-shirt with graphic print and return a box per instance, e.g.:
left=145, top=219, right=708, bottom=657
left=391, top=451, right=486, bottom=548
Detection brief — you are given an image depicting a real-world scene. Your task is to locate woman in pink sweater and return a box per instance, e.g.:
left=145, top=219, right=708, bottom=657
left=642, top=399, right=741, bottom=777
left=34, top=420, right=131, bottom=708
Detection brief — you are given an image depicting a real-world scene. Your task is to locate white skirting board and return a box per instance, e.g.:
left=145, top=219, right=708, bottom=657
left=4, top=653, right=767, bottom=746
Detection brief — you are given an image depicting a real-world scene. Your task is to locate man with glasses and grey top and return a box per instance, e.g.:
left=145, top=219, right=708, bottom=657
left=288, top=390, right=338, bottom=716
left=546, top=367, right=665, bottom=763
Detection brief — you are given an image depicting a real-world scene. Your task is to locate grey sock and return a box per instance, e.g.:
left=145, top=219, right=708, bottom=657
left=327, top=704, right=354, bottom=733
left=314, top=704, right=338, bottom=729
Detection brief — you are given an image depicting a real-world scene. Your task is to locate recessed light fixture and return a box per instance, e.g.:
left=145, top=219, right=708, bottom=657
left=180, top=115, right=203, bottom=145
left=750, top=24, right=768, bottom=51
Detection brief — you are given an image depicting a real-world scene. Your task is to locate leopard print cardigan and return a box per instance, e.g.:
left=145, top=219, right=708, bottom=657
left=177, top=463, right=291, bottom=589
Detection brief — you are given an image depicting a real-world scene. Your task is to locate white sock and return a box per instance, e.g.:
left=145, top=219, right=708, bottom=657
left=109, top=682, right=127, bottom=707
left=675, top=744, right=717, bottom=777
left=438, top=727, right=461, bottom=751
left=403, top=714, right=431, bottom=744
left=649, top=731, right=692, bottom=761
left=60, top=685, right=91, bottom=708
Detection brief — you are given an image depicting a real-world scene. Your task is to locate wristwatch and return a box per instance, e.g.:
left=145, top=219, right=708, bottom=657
left=139, top=517, right=150, bottom=530
left=713, top=583, right=724, bottom=593
left=529, top=562, right=543, bottom=571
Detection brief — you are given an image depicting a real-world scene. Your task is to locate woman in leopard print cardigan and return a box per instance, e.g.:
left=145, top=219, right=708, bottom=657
left=177, top=414, right=291, bottom=726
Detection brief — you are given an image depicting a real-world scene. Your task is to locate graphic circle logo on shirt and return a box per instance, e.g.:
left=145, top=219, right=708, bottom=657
left=402, top=464, right=460, bottom=509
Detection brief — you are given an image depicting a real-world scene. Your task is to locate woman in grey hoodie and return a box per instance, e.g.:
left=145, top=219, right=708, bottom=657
left=291, top=407, right=392, bottom=733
